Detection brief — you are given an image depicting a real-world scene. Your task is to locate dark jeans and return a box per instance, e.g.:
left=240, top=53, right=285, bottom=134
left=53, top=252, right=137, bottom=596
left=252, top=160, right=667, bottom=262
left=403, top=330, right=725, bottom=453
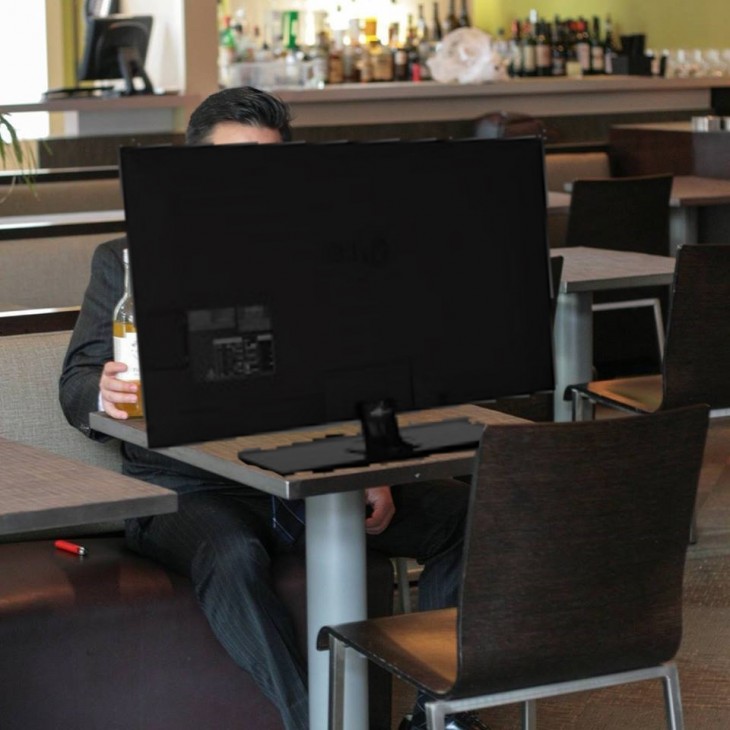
left=125, top=475, right=469, bottom=730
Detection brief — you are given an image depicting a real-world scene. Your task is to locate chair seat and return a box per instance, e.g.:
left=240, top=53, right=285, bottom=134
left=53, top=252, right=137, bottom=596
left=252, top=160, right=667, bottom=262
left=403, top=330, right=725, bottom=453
left=318, top=608, right=457, bottom=696
left=575, top=374, right=662, bottom=413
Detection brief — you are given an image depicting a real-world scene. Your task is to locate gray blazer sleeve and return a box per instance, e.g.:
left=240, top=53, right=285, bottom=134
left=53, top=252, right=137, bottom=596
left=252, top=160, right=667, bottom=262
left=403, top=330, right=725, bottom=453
left=59, top=237, right=126, bottom=439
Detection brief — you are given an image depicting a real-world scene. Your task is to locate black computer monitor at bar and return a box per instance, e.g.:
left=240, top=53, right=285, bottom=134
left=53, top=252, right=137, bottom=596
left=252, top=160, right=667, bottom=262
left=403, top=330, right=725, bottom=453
left=120, top=138, right=554, bottom=468
left=78, top=14, right=154, bottom=95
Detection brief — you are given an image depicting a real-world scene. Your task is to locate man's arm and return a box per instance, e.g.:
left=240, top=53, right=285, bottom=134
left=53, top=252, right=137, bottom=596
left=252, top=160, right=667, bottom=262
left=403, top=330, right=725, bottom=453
left=59, top=238, right=126, bottom=438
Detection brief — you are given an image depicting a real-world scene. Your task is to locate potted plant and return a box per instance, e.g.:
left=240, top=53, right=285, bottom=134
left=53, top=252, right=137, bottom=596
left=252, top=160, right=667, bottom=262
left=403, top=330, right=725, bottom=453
left=0, top=112, right=37, bottom=195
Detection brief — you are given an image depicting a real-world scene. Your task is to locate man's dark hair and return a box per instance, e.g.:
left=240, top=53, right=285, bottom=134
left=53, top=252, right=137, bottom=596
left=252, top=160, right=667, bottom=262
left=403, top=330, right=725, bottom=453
left=185, top=86, right=293, bottom=144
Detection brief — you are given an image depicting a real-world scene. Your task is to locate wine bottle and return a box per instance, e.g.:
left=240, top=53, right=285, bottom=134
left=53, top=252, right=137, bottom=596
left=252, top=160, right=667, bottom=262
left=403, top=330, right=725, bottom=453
left=458, top=0, right=470, bottom=28
left=416, top=4, right=430, bottom=42
left=112, top=248, right=143, bottom=418
left=603, top=14, right=616, bottom=75
left=551, top=19, right=566, bottom=77
left=521, top=20, right=537, bottom=77
left=535, top=20, right=552, bottom=76
left=574, top=17, right=591, bottom=75
left=444, top=0, right=459, bottom=35
left=432, top=2, right=443, bottom=42
left=590, top=16, right=605, bottom=74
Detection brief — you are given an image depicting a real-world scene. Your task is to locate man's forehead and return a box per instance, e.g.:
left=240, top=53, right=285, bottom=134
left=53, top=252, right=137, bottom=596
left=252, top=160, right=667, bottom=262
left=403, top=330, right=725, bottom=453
left=208, top=122, right=282, bottom=145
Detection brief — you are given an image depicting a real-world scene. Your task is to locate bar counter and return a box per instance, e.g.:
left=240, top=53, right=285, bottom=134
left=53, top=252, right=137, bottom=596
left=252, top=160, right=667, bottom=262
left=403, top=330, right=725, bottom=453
left=276, top=75, right=730, bottom=127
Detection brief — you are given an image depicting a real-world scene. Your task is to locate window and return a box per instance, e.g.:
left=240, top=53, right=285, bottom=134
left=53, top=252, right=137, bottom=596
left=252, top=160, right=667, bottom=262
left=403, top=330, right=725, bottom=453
left=0, top=0, right=49, bottom=139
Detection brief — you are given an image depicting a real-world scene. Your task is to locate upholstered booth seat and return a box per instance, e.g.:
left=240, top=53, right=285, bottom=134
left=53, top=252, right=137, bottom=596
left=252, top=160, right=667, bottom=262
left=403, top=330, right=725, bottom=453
left=0, top=537, right=394, bottom=730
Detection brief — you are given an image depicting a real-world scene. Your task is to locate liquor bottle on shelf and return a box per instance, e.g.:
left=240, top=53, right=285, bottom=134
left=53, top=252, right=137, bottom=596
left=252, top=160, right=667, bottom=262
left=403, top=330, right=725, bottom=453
left=416, top=4, right=430, bottom=42
left=574, top=17, right=591, bottom=74
left=535, top=20, right=552, bottom=76
left=603, top=14, right=617, bottom=74
left=365, top=17, right=394, bottom=82
left=392, top=20, right=409, bottom=81
left=458, top=0, right=470, bottom=28
left=342, top=18, right=362, bottom=82
left=521, top=20, right=537, bottom=77
left=443, top=0, right=460, bottom=35
left=508, top=18, right=523, bottom=77
left=432, top=2, right=443, bottom=42
left=415, top=6, right=433, bottom=79
left=590, top=16, right=605, bottom=74
left=327, top=29, right=345, bottom=84
left=551, top=18, right=566, bottom=77
left=404, top=15, right=421, bottom=80
left=112, top=248, right=143, bottom=418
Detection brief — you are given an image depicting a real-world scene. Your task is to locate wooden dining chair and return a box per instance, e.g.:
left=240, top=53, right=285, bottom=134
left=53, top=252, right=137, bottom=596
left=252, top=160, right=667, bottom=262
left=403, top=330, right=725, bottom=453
left=319, top=406, right=709, bottom=730
left=568, top=244, right=730, bottom=419
left=568, top=243, right=730, bottom=545
left=393, top=254, right=565, bottom=614
left=565, top=174, right=673, bottom=378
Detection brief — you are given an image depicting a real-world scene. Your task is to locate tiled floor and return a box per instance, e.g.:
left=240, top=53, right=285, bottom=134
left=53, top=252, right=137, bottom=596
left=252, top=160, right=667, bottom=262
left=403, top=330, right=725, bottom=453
left=390, top=416, right=730, bottom=729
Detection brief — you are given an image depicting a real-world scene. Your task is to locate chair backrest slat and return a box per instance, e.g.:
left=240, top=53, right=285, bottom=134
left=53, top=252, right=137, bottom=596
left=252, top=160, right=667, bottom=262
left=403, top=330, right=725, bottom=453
left=454, top=406, right=708, bottom=697
left=565, top=174, right=673, bottom=256
left=662, top=243, right=730, bottom=410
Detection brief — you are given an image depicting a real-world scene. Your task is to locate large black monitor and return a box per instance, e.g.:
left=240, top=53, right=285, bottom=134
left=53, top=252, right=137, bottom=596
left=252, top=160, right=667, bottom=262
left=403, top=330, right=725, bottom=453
left=78, top=14, right=154, bottom=95
left=120, top=138, right=554, bottom=466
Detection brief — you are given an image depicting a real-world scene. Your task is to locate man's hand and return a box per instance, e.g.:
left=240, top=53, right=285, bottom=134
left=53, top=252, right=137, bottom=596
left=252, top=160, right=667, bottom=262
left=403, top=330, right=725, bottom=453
left=365, top=486, right=395, bottom=535
left=99, top=361, right=138, bottom=419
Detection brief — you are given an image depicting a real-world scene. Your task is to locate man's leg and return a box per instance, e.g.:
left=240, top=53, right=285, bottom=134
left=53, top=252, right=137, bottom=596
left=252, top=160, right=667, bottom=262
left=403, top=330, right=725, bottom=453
left=367, top=479, right=489, bottom=730
left=366, top=478, right=469, bottom=608
left=125, top=489, right=308, bottom=730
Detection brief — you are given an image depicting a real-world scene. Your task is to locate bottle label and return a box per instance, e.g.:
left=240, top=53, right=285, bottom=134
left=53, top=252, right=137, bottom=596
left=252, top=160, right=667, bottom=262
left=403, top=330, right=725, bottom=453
left=522, top=45, right=536, bottom=73
left=536, top=45, right=551, bottom=68
left=114, top=333, right=141, bottom=381
left=591, top=46, right=605, bottom=72
left=576, top=42, right=591, bottom=71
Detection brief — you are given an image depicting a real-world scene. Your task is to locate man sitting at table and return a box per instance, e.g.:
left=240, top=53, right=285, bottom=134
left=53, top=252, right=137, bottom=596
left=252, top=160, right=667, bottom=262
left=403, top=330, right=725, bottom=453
left=59, top=86, right=487, bottom=730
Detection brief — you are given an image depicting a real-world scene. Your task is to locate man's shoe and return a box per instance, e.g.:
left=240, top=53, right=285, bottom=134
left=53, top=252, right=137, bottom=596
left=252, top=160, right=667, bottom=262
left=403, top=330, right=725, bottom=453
left=445, top=711, right=491, bottom=730
left=400, top=710, right=490, bottom=730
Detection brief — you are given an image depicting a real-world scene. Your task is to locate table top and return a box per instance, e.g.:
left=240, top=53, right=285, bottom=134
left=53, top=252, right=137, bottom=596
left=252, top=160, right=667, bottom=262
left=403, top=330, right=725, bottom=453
left=0, top=436, right=177, bottom=536
left=90, top=405, right=528, bottom=500
left=552, top=246, right=676, bottom=293
left=669, top=175, right=730, bottom=207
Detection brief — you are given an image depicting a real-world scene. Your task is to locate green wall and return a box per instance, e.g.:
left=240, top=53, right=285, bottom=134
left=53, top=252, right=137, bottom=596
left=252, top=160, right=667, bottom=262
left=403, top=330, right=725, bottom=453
left=474, top=0, right=726, bottom=51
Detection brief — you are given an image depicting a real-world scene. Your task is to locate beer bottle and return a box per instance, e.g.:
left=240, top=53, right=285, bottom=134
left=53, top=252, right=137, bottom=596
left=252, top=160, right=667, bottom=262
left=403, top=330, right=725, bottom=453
left=112, top=248, right=143, bottom=418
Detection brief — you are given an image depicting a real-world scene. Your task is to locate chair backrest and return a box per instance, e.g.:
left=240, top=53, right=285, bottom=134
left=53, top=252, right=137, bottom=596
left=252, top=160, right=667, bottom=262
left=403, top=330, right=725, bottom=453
left=473, top=111, right=546, bottom=140
left=565, top=174, right=673, bottom=256
left=453, top=406, right=708, bottom=697
left=662, top=243, right=730, bottom=410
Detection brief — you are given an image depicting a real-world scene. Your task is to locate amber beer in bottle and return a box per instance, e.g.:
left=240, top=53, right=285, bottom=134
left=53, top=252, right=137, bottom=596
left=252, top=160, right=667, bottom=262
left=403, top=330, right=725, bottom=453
left=112, top=248, right=143, bottom=417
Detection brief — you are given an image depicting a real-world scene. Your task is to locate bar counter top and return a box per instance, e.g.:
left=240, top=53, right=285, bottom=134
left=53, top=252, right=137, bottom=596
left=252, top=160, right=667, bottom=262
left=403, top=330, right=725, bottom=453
left=275, top=75, right=730, bottom=126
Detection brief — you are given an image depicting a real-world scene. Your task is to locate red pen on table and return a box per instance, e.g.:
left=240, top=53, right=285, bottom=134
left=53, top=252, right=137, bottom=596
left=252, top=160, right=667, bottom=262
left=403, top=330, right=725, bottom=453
left=54, top=539, right=87, bottom=557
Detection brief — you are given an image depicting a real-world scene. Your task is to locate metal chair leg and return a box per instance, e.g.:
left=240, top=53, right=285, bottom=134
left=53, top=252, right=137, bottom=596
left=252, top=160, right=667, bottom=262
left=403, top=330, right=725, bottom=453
left=662, top=663, right=685, bottom=730
left=424, top=700, right=446, bottom=730
left=521, top=699, right=537, bottom=730
left=328, top=636, right=346, bottom=730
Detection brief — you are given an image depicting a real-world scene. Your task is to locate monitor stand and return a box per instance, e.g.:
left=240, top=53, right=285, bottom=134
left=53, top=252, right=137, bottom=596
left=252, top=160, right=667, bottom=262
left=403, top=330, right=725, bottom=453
left=42, top=86, right=117, bottom=100
left=238, top=410, right=485, bottom=475
left=357, top=398, right=414, bottom=463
